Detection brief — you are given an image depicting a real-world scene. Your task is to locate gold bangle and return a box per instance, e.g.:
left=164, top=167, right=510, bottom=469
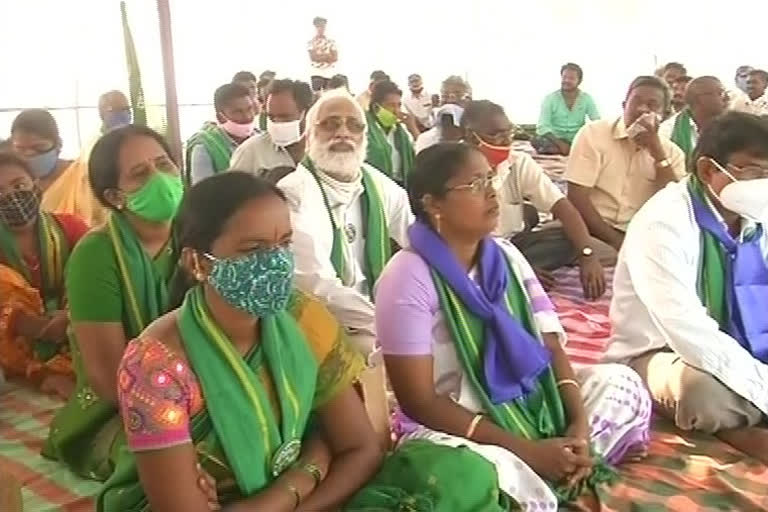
left=283, top=483, right=301, bottom=509
left=465, top=414, right=483, bottom=439
left=299, top=462, right=323, bottom=486
left=557, top=379, right=580, bottom=389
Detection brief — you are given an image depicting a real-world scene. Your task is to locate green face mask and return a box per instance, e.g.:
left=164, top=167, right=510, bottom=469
left=125, top=170, right=183, bottom=222
left=376, top=106, right=399, bottom=130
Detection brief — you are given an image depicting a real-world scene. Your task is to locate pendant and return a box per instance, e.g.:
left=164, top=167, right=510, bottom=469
left=271, top=439, right=301, bottom=477
left=345, top=223, right=357, bottom=243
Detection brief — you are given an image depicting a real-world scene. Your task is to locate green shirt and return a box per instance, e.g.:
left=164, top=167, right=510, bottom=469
left=536, top=90, right=600, bottom=143
left=66, top=230, right=175, bottom=325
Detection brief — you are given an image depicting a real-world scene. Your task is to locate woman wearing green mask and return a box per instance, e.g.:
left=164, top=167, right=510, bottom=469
left=99, top=172, right=382, bottom=511
left=43, top=125, right=184, bottom=481
left=365, top=80, right=417, bottom=186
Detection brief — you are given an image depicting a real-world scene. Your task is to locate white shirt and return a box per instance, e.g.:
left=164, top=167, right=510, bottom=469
left=731, top=91, right=768, bottom=116
left=230, top=132, right=296, bottom=178
left=277, top=162, right=414, bottom=356
left=494, top=151, right=566, bottom=237
left=403, top=91, right=433, bottom=128
left=415, top=127, right=440, bottom=154
left=605, top=177, right=768, bottom=415
left=658, top=111, right=698, bottom=148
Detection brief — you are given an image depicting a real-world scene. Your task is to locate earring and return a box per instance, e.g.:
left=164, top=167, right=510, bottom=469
left=435, top=213, right=442, bottom=234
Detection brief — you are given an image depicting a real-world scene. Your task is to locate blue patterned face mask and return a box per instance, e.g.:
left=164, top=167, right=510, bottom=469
left=204, top=247, right=294, bottom=317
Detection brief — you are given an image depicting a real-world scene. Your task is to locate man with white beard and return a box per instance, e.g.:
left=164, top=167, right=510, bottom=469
left=277, top=89, right=413, bottom=440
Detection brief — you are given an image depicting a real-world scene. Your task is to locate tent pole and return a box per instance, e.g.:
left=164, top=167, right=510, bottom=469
left=156, top=0, right=183, bottom=165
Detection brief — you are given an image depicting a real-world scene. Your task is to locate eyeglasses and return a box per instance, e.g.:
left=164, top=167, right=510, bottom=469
left=316, top=116, right=366, bottom=134
left=446, top=173, right=500, bottom=195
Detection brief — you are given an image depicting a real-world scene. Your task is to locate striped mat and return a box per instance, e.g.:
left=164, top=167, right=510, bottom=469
left=550, top=266, right=768, bottom=511
left=1, top=266, right=766, bottom=511
left=0, top=383, right=98, bottom=511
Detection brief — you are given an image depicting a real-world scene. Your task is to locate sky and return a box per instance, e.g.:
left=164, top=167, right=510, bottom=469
left=1, top=0, right=767, bottom=158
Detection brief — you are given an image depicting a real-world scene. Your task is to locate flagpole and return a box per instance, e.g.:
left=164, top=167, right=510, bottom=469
left=156, top=0, right=183, bottom=166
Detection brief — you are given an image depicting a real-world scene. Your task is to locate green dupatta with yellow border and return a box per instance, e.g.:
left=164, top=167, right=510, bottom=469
left=42, top=213, right=176, bottom=481
left=98, top=289, right=364, bottom=511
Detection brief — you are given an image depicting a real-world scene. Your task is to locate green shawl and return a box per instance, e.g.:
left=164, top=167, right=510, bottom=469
left=345, top=440, right=509, bottom=511
left=671, top=108, right=695, bottom=163
left=689, top=176, right=728, bottom=327
left=303, top=157, right=391, bottom=299
left=98, top=286, right=318, bottom=511
left=0, top=212, right=70, bottom=360
left=184, top=123, right=235, bottom=185
left=364, top=111, right=415, bottom=185
left=42, top=213, right=175, bottom=481
left=431, top=260, right=615, bottom=502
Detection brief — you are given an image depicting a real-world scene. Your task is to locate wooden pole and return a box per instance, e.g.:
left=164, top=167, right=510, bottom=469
left=156, top=0, right=183, bottom=165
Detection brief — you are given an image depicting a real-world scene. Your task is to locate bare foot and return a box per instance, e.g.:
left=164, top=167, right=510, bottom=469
left=40, top=375, right=75, bottom=400
left=717, top=426, right=768, bottom=465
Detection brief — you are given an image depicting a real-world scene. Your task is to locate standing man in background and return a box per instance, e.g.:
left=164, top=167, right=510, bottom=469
left=403, top=74, right=433, bottom=132
left=533, top=63, right=600, bottom=156
left=308, top=16, right=338, bottom=92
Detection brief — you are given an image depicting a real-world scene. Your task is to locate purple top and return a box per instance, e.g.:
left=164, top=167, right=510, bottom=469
left=375, top=245, right=559, bottom=357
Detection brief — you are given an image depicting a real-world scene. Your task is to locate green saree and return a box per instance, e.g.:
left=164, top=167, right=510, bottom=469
left=98, top=289, right=365, bottom=511
left=42, top=213, right=176, bottom=480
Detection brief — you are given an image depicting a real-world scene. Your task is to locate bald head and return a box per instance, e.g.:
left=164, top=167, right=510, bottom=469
left=685, top=76, right=727, bottom=122
left=98, top=90, right=131, bottom=129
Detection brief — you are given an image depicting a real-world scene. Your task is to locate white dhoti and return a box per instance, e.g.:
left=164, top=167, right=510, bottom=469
left=399, top=364, right=652, bottom=510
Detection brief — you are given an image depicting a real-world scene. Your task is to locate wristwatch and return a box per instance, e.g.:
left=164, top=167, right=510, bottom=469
left=655, top=158, right=672, bottom=168
left=581, top=246, right=594, bottom=257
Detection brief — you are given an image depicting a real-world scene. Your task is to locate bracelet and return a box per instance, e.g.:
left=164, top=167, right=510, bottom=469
left=556, top=379, right=580, bottom=390
left=283, top=483, right=301, bottom=509
left=299, top=461, right=323, bottom=486
left=465, top=414, right=483, bottom=439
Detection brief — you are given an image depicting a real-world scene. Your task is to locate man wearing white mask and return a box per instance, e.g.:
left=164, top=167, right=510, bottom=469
left=605, top=112, right=768, bottom=463
left=277, top=88, right=413, bottom=439
left=185, top=83, right=256, bottom=185
left=231, top=79, right=314, bottom=181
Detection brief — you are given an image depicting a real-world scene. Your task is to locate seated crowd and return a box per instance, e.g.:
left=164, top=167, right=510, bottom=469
left=1, top=54, right=767, bottom=511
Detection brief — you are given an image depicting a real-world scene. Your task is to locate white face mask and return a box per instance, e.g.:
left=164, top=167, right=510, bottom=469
left=711, top=159, right=768, bottom=221
left=267, top=118, right=303, bottom=147
left=220, top=118, right=254, bottom=139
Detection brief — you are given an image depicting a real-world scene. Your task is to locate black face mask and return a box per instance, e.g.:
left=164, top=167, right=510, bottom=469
left=0, top=189, right=40, bottom=228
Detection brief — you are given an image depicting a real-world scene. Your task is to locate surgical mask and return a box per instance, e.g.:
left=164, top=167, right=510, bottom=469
left=103, top=110, right=132, bottom=131
left=267, top=118, right=303, bottom=147
left=125, top=170, right=183, bottom=222
left=375, top=106, right=399, bottom=130
left=27, top=148, right=59, bottom=178
left=710, top=159, right=768, bottom=221
left=0, top=189, right=40, bottom=228
left=220, top=118, right=254, bottom=139
left=474, top=133, right=511, bottom=168
left=205, top=246, right=295, bottom=317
